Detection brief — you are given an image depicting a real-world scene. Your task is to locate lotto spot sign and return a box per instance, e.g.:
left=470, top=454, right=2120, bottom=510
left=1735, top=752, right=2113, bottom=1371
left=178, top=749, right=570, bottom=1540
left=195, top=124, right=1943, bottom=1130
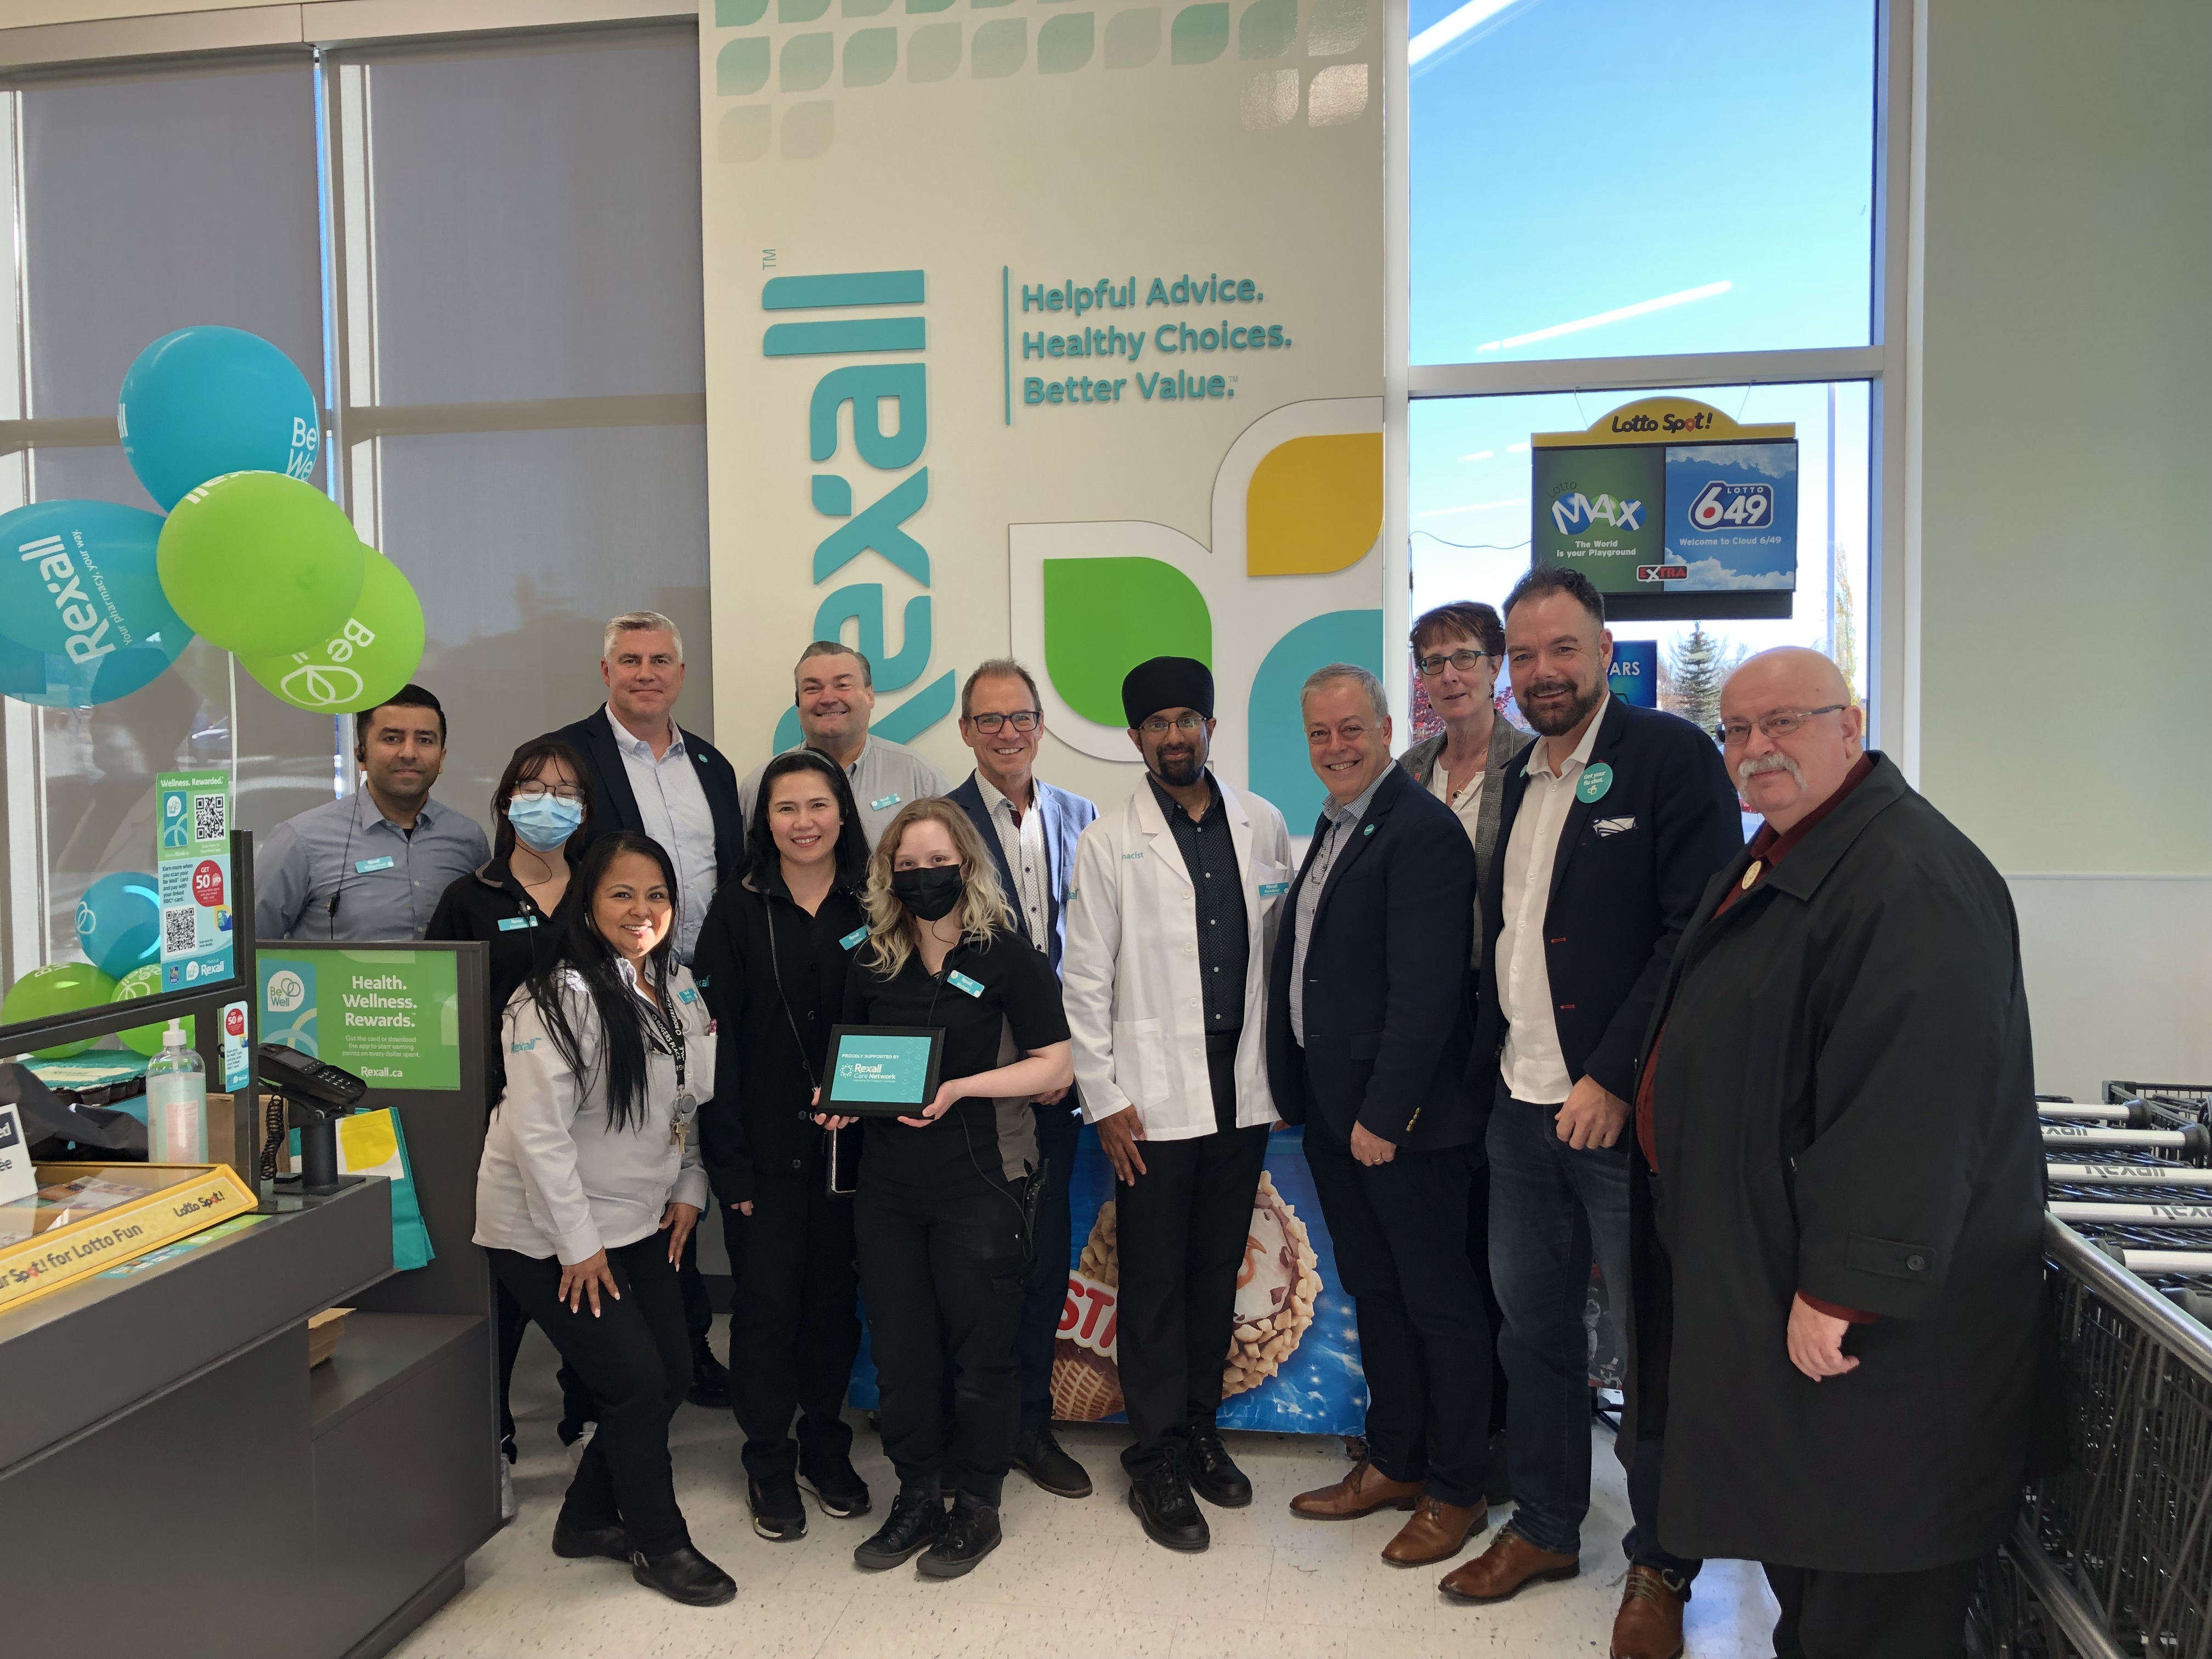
left=240, top=546, right=425, bottom=714
left=155, top=472, right=364, bottom=658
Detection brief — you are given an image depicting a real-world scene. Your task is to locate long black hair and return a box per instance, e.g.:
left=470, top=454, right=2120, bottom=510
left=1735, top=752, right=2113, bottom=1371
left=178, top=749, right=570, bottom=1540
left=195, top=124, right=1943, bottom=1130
left=522, top=831, right=679, bottom=1132
left=745, top=749, right=871, bottom=892
left=489, top=736, right=594, bottom=866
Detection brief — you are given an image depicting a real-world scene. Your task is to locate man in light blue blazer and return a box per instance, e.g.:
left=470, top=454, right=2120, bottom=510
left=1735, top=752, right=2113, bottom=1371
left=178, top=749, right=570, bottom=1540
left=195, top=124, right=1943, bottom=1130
left=948, top=658, right=1100, bottom=1501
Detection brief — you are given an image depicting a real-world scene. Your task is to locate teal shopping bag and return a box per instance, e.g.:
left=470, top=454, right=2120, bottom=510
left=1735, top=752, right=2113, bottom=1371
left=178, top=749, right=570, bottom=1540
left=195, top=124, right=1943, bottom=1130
left=288, top=1107, right=435, bottom=1271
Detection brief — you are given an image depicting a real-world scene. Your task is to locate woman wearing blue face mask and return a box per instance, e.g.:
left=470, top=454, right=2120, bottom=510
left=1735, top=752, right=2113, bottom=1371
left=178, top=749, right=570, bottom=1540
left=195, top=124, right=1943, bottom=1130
left=430, top=735, right=597, bottom=1505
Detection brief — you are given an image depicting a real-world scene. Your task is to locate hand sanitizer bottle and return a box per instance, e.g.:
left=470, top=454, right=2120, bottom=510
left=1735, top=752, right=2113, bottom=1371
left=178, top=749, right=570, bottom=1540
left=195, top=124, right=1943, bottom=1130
left=145, top=1021, right=208, bottom=1164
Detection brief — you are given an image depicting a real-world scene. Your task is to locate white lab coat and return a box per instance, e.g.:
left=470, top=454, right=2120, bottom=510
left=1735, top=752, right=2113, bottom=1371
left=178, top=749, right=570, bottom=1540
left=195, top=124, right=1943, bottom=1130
left=1062, top=775, right=1294, bottom=1141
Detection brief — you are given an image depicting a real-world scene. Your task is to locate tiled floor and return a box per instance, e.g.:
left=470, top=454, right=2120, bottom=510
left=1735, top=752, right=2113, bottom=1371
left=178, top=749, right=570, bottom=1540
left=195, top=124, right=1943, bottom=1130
left=392, top=1321, right=1781, bottom=1658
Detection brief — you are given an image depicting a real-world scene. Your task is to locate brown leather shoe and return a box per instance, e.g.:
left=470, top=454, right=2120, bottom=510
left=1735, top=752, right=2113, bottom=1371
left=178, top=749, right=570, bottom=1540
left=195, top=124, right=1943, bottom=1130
left=1380, top=1496, right=1488, bottom=1565
left=1609, top=1565, right=1685, bottom=1659
left=1437, top=1527, right=1581, bottom=1604
left=1288, top=1458, right=1424, bottom=1519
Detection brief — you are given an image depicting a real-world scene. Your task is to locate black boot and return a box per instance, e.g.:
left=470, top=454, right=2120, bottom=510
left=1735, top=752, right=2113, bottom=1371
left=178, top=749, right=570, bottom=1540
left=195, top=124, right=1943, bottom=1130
left=918, top=1494, right=1002, bottom=1579
left=1128, top=1454, right=1210, bottom=1552
left=1185, top=1425, right=1252, bottom=1508
left=629, top=1544, right=737, bottom=1607
left=686, top=1339, right=731, bottom=1409
left=1013, top=1423, right=1094, bottom=1498
left=550, top=1520, right=630, bottom=1561
left=749, top=1473, right=806, bottom=1542
left=853, top=1485, right=947, bottom=1570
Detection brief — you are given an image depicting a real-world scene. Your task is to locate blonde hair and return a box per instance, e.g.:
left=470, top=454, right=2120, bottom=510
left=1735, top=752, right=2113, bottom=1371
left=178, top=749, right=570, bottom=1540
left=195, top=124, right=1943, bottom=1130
left=603, top=610, right=684, bottom=664
left=862, top=798, right=1012, bottom=978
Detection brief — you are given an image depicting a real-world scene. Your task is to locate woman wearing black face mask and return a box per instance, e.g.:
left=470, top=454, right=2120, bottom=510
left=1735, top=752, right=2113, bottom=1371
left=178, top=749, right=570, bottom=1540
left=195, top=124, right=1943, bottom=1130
left=816, top=797, right=1074, bottom=1580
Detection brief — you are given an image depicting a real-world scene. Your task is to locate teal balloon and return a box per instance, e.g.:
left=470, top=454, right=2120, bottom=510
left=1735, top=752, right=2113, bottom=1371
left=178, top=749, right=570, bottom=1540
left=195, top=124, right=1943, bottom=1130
left=118, top=326, right=320, bottom=510
left=75, top=871, right=162, bottom=979
left=0, top=501, right=190, bottom=698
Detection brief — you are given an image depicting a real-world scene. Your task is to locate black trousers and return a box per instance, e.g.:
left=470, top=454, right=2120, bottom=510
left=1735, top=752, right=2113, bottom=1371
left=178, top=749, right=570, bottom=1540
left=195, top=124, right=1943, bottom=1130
left=1304, top=1127, right=1493, bottom=1507
left=1017, top=1098, right=1081, bottom=1433
left=489, top=1237, right=695, bottom=1555
left=720, top=1174, right=861, bottom=1482
left=856, top=1173, right=1028, bottom=1506
left=1765, top=1558, right=1981, bottom=1659
left=1115, top=1041, right=1268, bottom=1471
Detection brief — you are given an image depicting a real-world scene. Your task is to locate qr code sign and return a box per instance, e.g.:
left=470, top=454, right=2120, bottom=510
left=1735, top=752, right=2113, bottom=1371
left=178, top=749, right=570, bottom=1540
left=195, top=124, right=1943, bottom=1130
left=191, top=792, right=225, bottom=843
left=163, top=909, right=197, bottom=955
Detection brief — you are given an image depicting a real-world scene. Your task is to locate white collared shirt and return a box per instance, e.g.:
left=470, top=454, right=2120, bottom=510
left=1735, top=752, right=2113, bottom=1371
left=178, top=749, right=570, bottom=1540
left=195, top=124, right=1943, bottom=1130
left=1496, top=695, right=1609, bottom=1105
left=606, top=705, right=719, bottom=962
left=977, top=772, right=1051, bottom=950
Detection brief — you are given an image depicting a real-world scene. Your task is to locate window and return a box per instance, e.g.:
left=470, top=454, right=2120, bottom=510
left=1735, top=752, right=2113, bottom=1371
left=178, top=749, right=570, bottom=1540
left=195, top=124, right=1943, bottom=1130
left=1402, top=0, right=1899, bottom=747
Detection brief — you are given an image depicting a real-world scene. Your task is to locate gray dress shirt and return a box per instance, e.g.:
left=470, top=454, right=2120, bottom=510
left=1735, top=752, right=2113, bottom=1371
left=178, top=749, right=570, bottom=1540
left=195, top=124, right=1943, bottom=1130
left=738, top=733, right=951, bottom=850
left=256, top=787, right=489, bottom=944
left=1289, top=762, right=1394, bottom=1043
left=608, top=708, right=719, bottom=962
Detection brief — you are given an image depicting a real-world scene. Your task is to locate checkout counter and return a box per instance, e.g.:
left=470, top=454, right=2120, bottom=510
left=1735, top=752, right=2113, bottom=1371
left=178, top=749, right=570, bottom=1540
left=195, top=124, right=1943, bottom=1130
left=0, top=834, right=500, bottom=1659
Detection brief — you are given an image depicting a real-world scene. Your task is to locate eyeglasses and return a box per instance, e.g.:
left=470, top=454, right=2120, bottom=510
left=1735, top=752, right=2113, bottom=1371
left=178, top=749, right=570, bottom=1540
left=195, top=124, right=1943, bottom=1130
left=1138, top=712, right=1208, bottom=735
left=1415, top=648, right=1489, bottom=678
left=512, top=783, right=585, bottom=804
left=1714, top=705, right=1847, bottom=746
left=966, top=710, right=1040, bottom=734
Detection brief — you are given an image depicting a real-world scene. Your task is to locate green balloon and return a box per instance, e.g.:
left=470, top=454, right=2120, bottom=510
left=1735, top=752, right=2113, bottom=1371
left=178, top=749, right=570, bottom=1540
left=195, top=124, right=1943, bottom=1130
left=156, top=471, right=365, bottom=658
left=239, top=546, right=426, bottom=714
left=3, top=961, right=119, bottom=1059
left=112, top=964, right=194, bottom=1058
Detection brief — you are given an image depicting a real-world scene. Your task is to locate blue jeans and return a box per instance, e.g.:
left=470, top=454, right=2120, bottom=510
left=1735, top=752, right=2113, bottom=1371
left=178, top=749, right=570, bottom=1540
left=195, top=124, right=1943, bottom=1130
left=1487, top=1091, right=1699, bottom=1588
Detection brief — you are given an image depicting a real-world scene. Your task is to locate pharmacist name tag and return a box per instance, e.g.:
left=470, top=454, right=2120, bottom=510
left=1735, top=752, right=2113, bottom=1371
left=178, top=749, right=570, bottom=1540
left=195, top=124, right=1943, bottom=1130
left=0, top=1103, right=35, bottom=1205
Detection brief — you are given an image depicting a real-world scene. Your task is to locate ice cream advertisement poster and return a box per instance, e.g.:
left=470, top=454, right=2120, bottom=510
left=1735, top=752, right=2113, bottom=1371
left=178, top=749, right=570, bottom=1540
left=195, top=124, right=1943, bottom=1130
left=849, top=1124, right=1364, bottom=1436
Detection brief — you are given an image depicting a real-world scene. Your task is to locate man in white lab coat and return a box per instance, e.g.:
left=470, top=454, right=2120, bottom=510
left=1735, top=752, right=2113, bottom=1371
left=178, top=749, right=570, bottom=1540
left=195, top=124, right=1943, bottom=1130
left=1063, top=657, right=1295, bottom=1554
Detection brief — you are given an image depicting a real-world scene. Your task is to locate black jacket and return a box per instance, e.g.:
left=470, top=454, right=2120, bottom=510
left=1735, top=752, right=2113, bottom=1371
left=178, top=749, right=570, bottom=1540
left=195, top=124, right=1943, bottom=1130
left=690, top=867, right=867, bottom=1206
left=1468, top=697, right=1742, bottom=1107
left=542, top=707, right=747, bottom=888
left=1626, top=754, right=2043, bottom=1572
left=425, top=855, right=577, bottom=1106
left=1265, top=764, right=1480, bottom=1149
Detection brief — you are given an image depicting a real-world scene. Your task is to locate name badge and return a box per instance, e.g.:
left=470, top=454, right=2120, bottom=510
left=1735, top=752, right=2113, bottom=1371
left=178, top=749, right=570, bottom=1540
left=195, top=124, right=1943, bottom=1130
left=947, top=970, right=985, bottom=998
left=870, top=793, right=901, bottom=812
left=1258, top=881, right=1289, bottom=898
left=354, top=856, right=395, bottom=873
left=839, top=926, right=869, bottom=950
left=678, top=987, right=698, bottom=1005
left=496, top=915, right=537, bottom=932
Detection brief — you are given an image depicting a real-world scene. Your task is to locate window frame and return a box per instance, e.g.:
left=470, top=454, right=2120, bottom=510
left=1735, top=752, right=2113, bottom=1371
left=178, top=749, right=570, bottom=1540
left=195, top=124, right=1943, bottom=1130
left=1384, top=0, right=1915, bottom=771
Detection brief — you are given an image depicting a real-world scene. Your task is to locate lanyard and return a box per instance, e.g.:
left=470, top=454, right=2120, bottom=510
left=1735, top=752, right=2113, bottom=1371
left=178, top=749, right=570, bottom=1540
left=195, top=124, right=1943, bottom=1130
left=637, top=977, right=687, bottom=1092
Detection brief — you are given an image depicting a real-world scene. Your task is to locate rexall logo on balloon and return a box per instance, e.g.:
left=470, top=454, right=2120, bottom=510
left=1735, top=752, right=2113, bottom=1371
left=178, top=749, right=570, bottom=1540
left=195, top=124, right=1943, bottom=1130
left=16, top=532, right=128, bottom=664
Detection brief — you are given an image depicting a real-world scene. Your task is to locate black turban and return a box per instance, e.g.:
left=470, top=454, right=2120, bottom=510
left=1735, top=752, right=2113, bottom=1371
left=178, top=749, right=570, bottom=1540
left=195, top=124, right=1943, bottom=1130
left=1121, top=656, right=1215, bottom=728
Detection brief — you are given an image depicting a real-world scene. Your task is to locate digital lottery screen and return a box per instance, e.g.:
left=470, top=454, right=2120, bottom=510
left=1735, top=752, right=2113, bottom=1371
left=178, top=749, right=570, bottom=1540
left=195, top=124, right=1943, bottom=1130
left=1531, top=436, right=1799, bottom=621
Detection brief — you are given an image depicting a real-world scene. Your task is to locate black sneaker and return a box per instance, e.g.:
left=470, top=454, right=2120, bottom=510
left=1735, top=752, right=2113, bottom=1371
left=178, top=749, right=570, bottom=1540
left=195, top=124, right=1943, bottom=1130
left=629, top=1544, right=737, bottom=1607
left=551, top=1520, right=630, bottom=1561
left=917, top=1496, right=1002, bottom=1579
left=749, top=1474, right=807, bottom=1542
left=1128, top=1456, right=1210, bottom=1552
left=1186, top=1426, right=1253, bottom=1508
left=799, top=1454, right=872, bottom=1519
left=687, top=1340, right=731, bottom=1410
left=1013, top=1424, right=1094, bottom=1499
left=853, top=1487, right=947, bottom=1570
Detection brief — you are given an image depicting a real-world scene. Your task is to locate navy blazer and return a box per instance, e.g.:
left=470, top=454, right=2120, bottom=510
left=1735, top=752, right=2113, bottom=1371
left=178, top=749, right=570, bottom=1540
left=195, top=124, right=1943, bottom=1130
left=947, top=771, right=1098, bottom=975
left=1264, top=764, right=1480, bottom=1149
left=1468, top=696, right=1742, bottom=1108
left=542, top=707, right=748, bottom=888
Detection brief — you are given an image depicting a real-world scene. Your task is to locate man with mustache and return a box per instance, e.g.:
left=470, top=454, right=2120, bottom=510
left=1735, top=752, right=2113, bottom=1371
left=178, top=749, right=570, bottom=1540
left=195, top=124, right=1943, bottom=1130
left=257, top=684, right=490, bottom=942
left=739, top=641, right=950, bottom=850
left=1624, top=648, right=2042, bottom=1659
left=1063, top=657, right=1293, bottom=1549
left=1446, top=568, right=1740, bottom=1659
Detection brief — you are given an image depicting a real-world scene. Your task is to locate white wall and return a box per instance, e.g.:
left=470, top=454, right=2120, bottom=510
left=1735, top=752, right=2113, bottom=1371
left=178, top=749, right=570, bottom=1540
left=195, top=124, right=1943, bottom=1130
left=1914, top=0, right=2211, bottom=1095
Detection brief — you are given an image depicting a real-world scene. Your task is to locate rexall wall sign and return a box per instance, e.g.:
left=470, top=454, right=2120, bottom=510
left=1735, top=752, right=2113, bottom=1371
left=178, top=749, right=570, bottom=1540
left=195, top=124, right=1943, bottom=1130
left=701, top=0, right=1390, bottom=815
